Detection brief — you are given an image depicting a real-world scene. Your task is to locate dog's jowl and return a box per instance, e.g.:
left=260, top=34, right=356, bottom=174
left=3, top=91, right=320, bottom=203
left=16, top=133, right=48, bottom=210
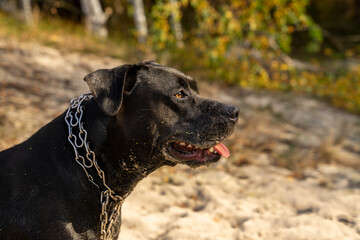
left=0, top=61, right=238, bottom=240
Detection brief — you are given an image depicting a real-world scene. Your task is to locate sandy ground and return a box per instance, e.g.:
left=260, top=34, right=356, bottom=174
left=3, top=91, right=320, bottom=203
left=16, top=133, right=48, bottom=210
left=0, top=39, right=360, bottom=240
left=121, top=164, right=360, bottom=240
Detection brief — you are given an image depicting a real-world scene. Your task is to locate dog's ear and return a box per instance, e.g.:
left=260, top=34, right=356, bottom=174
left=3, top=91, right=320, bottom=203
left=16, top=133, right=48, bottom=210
left=84, top=64, right=134, bottom=117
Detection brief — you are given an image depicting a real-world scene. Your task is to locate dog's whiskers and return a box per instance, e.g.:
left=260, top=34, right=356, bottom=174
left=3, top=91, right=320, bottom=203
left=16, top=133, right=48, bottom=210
left=149, top=135, right=158, bottom=159
left=137, top=114, right=148, bottom=120
left=149, top=126, right=160, bottom=159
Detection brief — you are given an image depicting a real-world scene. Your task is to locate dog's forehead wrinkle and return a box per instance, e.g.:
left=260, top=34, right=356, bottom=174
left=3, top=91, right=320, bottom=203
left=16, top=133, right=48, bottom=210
left=177, top=77, right=191, bottom=89
left=144, top=65, right=198, bottom=92
left=147, top=64, right=193, bottom=80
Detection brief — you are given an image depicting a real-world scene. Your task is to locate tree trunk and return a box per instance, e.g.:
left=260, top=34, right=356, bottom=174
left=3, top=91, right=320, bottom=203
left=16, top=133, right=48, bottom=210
left=20, top=0, right=33, bottom=25
left=132, top=0, right=148, bottom=44
left=0, top=0, right=33, bottom=25
left=169, top=0, right=184, bottom=48
left=80, top=0, right=109, bottom=38
left=0, top=0, right=18, bottom=14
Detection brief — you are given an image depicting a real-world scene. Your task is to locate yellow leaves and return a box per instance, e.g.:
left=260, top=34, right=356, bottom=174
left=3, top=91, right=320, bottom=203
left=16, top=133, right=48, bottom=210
left=295, top=70, right=360, bottom=113
left=225, top=10, right=233, bottom=19
left=224, top=53, right=359, bottom=113
left=273, top=9, right=284, bottom=20
left=232, top=0, right=247, bottom=9
left=180, top=0, right=189, bottom=7
left=150, top=0, right=323, bottom=62
left=258, top=68, right=270, bottom=87
left=147, top=0, right=360, bottom=114
left=299, top=14, right=310, bottom=26
left=259, top=35, right=269, bottom=49
left=227, top=18, right=240, bottom=33
left=280, top=63, right=288, bottom=71
left=287, top=26, right=295, bottom=34
left=270, top=61, right=288, bottom=72
left=248, top=17, right=258, bottom=31
left=271, top=60, right=279, bottom=69
left=193, top=38, right=206, bottom=52
left=210, top=49, right=219, bottom=59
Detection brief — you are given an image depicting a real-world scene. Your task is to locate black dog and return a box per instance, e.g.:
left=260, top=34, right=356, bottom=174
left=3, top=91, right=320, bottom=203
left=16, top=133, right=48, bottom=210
left=0, top=61, right=238, bottom=240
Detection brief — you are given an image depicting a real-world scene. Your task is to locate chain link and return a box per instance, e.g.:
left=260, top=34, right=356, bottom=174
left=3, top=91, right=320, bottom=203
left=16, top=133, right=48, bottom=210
left=65, top=93, right=125, bottom=240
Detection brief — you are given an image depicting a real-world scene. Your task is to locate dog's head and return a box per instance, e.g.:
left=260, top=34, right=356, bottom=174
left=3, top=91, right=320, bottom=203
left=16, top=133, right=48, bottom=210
left=84, top=61, right=238, bottom=168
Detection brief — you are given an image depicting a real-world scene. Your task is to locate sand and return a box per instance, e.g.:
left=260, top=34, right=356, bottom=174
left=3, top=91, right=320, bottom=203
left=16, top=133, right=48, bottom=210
left=0, top=39, right=359, bottom=240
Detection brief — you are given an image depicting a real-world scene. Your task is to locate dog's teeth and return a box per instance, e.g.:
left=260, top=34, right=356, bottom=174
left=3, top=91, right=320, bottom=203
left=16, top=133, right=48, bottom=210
left=209, top=147, right=214, bottom=152
left=187, top=144, right=193, bottom=148
left=179, top=142, right=186, bottom=146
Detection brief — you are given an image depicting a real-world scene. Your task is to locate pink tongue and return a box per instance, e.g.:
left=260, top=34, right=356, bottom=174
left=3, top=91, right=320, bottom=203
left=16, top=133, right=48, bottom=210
left=214, top=143, right=230, bottom=158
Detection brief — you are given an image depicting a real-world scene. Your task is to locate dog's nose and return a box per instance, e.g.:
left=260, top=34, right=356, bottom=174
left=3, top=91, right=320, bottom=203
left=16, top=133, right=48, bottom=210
left=226, top=106, right=239, bottom=122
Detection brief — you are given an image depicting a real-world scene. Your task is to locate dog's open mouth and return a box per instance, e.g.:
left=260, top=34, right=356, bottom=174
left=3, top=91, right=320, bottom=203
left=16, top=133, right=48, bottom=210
left=165, top=140, right=230, bottom=166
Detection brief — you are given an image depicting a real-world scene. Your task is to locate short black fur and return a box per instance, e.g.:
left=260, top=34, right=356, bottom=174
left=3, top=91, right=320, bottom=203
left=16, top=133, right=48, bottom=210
left=0, top=61, right=238, bottom=240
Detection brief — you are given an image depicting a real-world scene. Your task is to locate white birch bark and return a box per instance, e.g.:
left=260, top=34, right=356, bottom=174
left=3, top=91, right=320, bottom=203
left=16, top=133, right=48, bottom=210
left=169, top=0, right=184, bottom=48
left=0, top=0, right=33, bottom=25
left=20, top=0, right=33, bottom=25
left=132, top=0, right=148, bottom=44
left=0, top=0, right=17, bottom=14
left=80, top=0, right=109, bottom=38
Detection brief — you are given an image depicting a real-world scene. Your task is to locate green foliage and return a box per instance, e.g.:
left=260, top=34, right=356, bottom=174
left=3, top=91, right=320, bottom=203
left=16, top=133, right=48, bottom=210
left=150, top=0, right=323, bottom=58
left=1, top=1, right=359, bottom=115
left=149, top=0, right=359, bottom=114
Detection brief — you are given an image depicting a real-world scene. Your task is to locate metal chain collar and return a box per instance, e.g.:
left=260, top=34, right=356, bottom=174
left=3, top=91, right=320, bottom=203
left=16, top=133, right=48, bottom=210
left=64, top=92, right=124, bottom=240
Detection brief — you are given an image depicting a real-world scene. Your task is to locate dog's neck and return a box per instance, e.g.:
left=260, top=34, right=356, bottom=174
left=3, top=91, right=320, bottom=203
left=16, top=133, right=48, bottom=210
left=81, top=99, right=162, bottom=198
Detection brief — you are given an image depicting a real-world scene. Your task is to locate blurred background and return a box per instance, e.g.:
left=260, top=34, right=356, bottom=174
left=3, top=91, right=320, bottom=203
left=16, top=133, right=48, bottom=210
left=0, top=1, right=360, bottom=239
left=0, top=0, right=360, bottom=113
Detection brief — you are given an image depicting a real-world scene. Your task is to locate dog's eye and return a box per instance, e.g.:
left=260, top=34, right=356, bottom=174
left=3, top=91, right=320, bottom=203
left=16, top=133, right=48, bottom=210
left=174, top=90, right=186, bottom=99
